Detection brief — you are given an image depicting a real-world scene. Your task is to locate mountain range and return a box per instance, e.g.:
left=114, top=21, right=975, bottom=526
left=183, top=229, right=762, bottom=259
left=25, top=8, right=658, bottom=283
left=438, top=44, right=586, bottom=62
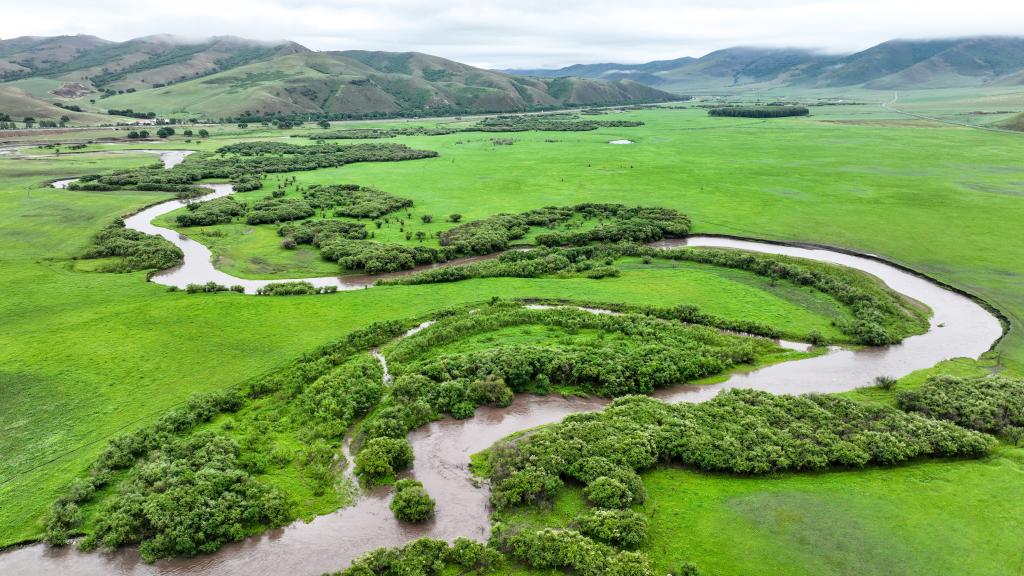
left=0, top=34, right=675, bottom=121
left=505, top=37, right=1024, bottom=93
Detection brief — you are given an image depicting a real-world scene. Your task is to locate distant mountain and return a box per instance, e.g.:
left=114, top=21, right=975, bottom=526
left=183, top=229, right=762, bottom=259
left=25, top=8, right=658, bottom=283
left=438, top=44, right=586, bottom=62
left=0, top=34, right=302, bottom=89
left=506, top=37, right=1024, bottom=92
left=0, top=35, right=677, bottom=121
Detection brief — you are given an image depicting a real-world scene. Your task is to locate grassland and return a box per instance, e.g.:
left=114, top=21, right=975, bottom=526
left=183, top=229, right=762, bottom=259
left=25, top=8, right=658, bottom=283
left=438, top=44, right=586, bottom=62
left=1, top=96, right=1024, bottom=573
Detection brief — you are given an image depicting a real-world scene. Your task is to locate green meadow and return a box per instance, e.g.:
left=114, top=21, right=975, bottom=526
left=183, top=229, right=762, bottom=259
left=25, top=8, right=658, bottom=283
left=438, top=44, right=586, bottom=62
left=2, top=99, right=1024, bottom=574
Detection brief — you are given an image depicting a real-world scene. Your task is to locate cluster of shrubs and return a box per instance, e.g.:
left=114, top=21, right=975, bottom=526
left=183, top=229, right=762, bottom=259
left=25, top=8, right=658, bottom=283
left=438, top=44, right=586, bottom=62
left=440, top=203, right=689, bottom=254
left=81, top=219, right=183, bottom=272
left=653, top=246, right=927, bottom=344
left=306, top=115, right=645, bottom=141
left=45, top=389, right=248, bottom=549
left=278, top=220, right=369, bottom=247
left=255, top=281, right=338, bottom=295
left=493, top=525, right=654, bottom=576
left=184, top=281, right=239, bottom=293
left=485, top=391, right=993, bottom=510
left=245, top=197, right=315, bottom=224
left=320, top=238, right=448, bottom=274
left=79, top=432, right=290, bottom=562
left=376, top=305, right=769, bottom=416
left=708, top=106, right=809, bottom=118
left=389, top=479, right=436, bottom=522
left=68, top=142, right=437, bottom=196
left=897, top=375, right=1024, bottom=436
left=329, top=538, right=504, bottom=576
left=175, top=197, right=246, bottom=226
left=475, top=115, right=644, bottom=132
left=302, top=184, right=413, bottom=218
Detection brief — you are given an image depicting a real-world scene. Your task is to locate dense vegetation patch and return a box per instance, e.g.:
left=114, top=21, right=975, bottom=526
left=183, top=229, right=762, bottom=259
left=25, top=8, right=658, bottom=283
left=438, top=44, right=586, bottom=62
left=68, top=142, right=438, bottom=197
left=382, top=243, right=925, bottom=345
left=81, top=219, right=183, bottom=272
left=389, top=479, right=436, bottom=522
left=292, top=203, right=690, bottom=275
left=327, top=537, right=504, bottom=576
left=897, top=375, right=1024, bottom=436
left=175, top=196, right=246, bottom=226
left=484, top=392, right=992, bottom=510
left=278, top=220, right=369, bottom=245
left=306, top=115, right=645, bottom=140
left=255, top=281, right=338, bottom=296
left=245, top=197, right=315, bottom=224
left=302, top=184, right=413, bottom=218
left=708, top=106, right=809, bottom=118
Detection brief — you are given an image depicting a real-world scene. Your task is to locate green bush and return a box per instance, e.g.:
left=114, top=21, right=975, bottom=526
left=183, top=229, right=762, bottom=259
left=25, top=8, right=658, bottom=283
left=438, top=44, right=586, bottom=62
left=390, top=479, right=435, bottom=522
left=573, top=509, right=648, bottom=549
left=897, top=375, right=1024, bottom=434
left=355, top=437, right=414, bottom=485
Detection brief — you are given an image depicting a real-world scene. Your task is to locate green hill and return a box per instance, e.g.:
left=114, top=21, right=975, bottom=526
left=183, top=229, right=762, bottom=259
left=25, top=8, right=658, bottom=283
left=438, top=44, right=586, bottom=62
left=85, top=50, right=676, bottom=120
left=0, top=34, right=677, bottom=121
left=507, top=36, right=1024, bottom=93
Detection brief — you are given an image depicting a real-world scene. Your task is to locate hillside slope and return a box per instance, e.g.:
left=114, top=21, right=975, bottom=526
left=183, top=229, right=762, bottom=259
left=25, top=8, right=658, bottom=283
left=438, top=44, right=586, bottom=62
left=508, top=36, right=1024, bottom=93
left=87, top=50, right=676, bottom=120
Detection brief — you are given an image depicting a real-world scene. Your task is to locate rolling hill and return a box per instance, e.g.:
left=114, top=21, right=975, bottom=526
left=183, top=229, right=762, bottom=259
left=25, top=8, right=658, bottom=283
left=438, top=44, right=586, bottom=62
left=0, top=35, right=678, bottom=122
left=507, top=36, right=1024, bottom=93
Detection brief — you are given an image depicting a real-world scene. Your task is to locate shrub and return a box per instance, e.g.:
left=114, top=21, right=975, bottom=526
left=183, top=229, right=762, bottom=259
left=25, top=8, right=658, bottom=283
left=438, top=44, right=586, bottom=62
left=246, top=197, right=314, bottom=225
left=303, top=184, right=412, bottom=218
left=82, top=220, right=182, bottom=272
left=355, top=437, right=414, bottom=485
left=583, top=476, right=633, bottom=509
left=573, top=509, right=648, bottom=548
left=708, top=106, right=809, bottom=118
left=175, top=197, right=245, bottom=226
left=470, top=375, right=514, bottom=408
left=897, top=375, right=1024, bottom=435
left=390, top=479, right=436, bottom=522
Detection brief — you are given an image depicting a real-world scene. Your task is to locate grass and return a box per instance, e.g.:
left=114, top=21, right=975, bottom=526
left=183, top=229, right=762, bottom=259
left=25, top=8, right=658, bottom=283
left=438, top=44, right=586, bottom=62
left=1, top=95, right=1023, bottom=564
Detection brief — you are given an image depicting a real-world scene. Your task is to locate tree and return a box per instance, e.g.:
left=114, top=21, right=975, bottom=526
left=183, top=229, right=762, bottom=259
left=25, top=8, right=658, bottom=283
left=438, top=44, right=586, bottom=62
left=237, top=123, right=248, bottom=129
left=415, top=231, right=426, bottom=242
left=421, top=214, right=433, bottom=224
left=318, top=120, right=331, bottom=129
left=138, top=130, right=150, bottom=138
left=60, top=115, right=71, bottom=124
left=183, top=129, right=193, bottom=137
left=198, top=129, right=210, bottom=138
left=156, top=127, right=175, bottom=138
left=389, top=479, right=435, bottom=522
left=449, top=213, right=462, bottom=223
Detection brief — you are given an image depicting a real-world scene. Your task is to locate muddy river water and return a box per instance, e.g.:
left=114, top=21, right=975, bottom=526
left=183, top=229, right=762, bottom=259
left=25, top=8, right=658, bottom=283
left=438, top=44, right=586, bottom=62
left=1, top=160, right=1003, bottom=575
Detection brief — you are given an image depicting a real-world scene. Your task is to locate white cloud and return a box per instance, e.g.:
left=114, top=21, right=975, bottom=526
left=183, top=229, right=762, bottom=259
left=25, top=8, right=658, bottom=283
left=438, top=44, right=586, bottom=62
left=1, top=0, right=1022, bottom=68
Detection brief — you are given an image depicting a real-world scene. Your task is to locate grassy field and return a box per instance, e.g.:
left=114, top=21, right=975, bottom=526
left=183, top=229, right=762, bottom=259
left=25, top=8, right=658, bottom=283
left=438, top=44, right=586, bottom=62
left=1, top=97, right=1024, bottom=572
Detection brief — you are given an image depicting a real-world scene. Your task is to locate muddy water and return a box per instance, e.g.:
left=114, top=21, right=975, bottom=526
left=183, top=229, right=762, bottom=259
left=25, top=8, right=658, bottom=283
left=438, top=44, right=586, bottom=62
left=648, top=237, right=1003, bottom=401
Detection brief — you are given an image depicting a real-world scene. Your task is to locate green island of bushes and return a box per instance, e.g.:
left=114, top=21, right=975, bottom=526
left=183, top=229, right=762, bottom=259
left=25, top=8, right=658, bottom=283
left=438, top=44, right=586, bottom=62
left=708, top=106, right=810, bottom=118
left=306, top=114, right=645, bottom=140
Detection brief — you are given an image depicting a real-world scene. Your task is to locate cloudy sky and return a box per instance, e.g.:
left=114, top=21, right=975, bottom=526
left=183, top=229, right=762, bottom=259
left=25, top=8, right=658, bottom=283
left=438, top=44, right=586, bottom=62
left=1, top=0, right=1022, bottom=69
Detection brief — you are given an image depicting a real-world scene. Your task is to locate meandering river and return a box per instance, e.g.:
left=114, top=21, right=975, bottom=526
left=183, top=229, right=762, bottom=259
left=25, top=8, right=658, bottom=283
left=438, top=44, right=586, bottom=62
left=2, top=157, right=1002, bottom=575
